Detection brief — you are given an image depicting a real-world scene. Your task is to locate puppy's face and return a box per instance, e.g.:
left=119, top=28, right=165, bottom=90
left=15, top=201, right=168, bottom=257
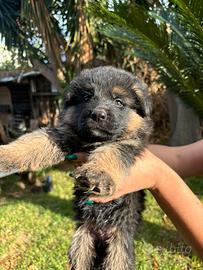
left=61, top=67, right=151, bottom=144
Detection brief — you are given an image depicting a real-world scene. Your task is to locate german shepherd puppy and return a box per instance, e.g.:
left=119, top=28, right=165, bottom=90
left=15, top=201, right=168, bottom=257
left=0, top=67, right=152, bottom=270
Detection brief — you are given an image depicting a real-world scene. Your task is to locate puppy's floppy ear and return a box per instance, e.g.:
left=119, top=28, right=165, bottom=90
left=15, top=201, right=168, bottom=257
left=63, top=85, right=74, bottom=108
left=132, top=81, right=152, bottom=117
left=143, top=93, right=152, bottom=118
left=0, top=128, right=65, bottom=177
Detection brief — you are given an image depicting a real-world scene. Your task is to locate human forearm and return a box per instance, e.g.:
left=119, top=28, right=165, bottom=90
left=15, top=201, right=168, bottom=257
left=150, top=163, right=203, bottom=259
left=148, top=140, right=203, bottom=178
left=90, top=149, right=203, bottom=258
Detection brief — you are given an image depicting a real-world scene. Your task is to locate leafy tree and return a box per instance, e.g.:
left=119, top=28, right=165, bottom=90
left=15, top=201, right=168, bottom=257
left=90, top=0, right=203, bottom=144
left=1, top=0, right=202, bottom=144
left=0, top=0, right=97, bottom=88
left=90, top=0, right=203, bottom=116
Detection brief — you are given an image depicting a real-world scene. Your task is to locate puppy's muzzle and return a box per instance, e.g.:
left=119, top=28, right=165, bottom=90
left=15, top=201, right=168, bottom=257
left=91, top=108, right=108, bottom=123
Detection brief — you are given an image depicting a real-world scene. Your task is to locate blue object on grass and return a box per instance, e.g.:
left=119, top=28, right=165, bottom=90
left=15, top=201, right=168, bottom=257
left=42, top=176, right=53, bottom=193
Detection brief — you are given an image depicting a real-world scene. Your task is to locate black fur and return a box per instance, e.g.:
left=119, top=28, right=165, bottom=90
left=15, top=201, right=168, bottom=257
left=0, top=66, right=152, bottom=269
left=56, top=66, right=152, bottom=270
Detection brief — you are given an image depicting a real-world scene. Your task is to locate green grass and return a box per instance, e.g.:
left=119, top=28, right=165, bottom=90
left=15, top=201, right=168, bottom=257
left=0, top=170, right=202, bottom=270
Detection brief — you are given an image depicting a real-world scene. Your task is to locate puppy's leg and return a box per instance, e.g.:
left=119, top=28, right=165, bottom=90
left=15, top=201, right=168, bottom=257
left=68, top=225, right=95, bottom=270
left=75, top=140, right=143, bottom=196
left=0, top=128, right=65, bottom=175
left=103, top=229, right=135, bottom=270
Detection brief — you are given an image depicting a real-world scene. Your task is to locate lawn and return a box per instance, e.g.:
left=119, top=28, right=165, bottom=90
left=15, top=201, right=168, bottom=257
left=0, top=168, right=202, bottom=270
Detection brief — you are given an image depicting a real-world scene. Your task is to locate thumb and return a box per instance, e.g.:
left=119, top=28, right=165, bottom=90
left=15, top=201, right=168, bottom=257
left=88, top=194, right=117, bottom=203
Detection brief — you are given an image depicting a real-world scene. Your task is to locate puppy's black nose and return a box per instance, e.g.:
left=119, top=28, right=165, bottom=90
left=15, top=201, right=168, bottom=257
left=91, top=108, right=107, bottom=122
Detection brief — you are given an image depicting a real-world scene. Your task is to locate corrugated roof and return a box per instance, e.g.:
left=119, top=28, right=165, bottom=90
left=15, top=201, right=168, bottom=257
left=0, top=70, right=41, bottom=83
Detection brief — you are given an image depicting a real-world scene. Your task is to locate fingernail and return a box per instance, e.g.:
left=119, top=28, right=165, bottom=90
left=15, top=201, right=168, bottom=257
left=65, top=154, right=78, bottom=161
left=85, top=200, right=94, bottom=205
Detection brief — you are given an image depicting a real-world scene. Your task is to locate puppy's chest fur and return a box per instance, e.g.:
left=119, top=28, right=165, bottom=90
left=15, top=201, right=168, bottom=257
left=75, top=188, right=145, bottom=230
left=64, top=66, right=152, bottom=270
left=69, top=139, right=146, bottom=270
left=73, top=139, right=146, bottom=229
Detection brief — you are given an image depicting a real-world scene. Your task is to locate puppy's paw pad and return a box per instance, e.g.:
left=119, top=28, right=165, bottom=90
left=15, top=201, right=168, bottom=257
left=76, top=170, right=115, bottom=196
left=74, top=162, right=116, bottom=196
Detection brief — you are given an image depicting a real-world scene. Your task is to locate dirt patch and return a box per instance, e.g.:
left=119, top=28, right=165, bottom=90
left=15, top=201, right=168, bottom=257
left=0, top=233, right=31, bottom=270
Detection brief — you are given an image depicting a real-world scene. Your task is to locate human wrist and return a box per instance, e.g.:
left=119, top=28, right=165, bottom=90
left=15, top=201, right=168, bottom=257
left=148, top=157, right=177, bottom=193
left=126, top=149, right=164, bottom=192
left=145, top=150, right=170, bottom=192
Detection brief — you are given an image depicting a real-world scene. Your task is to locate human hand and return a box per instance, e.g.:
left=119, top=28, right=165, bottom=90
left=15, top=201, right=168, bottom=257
left=88, top=149, right=164, bottom=203
left=65, top=149, right=167, bottom=204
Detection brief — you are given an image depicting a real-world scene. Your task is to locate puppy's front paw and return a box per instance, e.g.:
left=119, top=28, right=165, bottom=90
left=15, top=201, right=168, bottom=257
left=74, top=165, right=115, bottom=197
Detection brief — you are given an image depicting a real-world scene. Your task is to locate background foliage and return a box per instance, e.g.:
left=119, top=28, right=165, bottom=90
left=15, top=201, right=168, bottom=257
left=90, top=0, right=203, bottom=117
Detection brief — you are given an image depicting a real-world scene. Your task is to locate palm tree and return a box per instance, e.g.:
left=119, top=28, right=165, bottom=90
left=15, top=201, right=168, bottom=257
left=0, top=0, right=96, bottom=88
left=90, top=0, right=203, bottom=145
left=0, top=0, right=63, bottom=88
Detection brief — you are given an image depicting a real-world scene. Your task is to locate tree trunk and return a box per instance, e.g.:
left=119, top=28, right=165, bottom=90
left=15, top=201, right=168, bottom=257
left=32, top=60, right=61, bottom=91
left=166, top=91, right=202, bottom=146
left=75, top=0, right=94, bottom=74
left=30, top=0, right=66, bottom=85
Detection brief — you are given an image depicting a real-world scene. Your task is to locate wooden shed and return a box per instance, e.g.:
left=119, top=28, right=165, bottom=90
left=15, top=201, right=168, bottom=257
left=0, top=70, right=60, bottom=143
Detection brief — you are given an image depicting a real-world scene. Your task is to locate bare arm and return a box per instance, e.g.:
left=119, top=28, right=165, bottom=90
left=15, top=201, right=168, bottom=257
left=148, top=140, right=203, bottom=178
left=150, top=156, right=203, bottom=259
left=87, top=146, right=203, bottom=259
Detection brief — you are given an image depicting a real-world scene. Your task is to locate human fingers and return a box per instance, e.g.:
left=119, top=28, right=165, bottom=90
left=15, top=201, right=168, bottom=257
left=88, top=190, right=123, bottom=203
left=88, top=196, right=116, bottom=203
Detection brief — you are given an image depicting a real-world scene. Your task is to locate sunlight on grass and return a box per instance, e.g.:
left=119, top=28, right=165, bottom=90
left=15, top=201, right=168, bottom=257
left=0, top=170, right=202, bottom=269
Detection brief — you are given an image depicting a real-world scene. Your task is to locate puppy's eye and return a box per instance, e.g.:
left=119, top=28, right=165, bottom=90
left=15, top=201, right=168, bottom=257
left=83, top=92, right=93, bottom=102
left=115, top=98, right=124, bottom=107
left=84, top=95, right=90, bottom=102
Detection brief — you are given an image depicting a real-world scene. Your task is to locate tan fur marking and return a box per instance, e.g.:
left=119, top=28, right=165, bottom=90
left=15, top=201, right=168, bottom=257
left=126, top=111, right=142, bottom=135
left=103, top=230, right=135, bottom=270
left=88, top=144, right=126, bottom=187
left=132, top=82, right=145, bottom=99
left=112, top=86, right=127, bottom=96
left=68, top=225, right=95, bottom=270
left=0, top=129, right=64, bottom=173
left=112, top=86, right=133, bottom=107
left=91, top=139, right=140, bottom=173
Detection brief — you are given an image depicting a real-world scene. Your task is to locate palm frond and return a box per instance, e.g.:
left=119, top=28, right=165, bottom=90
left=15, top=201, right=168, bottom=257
left=171, top=0, right=203, bottom=28
left=0, top=0, right=22, bottom=49
left=90, top=1, right=203, bottom=117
